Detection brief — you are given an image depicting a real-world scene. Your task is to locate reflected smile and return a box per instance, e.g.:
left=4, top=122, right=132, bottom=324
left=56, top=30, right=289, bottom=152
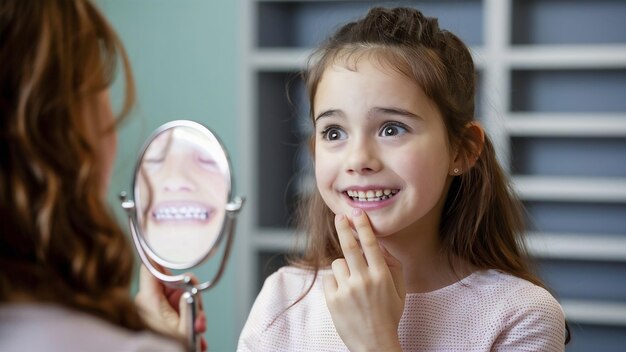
left=151, top=203, right=214, bottom=223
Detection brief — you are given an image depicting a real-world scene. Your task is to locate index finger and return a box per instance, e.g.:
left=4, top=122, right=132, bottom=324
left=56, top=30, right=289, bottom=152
left=335, top=213, right=368, bottom=275
left=351, top=208, right=386, bottom=269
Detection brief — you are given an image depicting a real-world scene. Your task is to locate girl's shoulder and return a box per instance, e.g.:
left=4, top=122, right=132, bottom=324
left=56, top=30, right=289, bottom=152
left=452, top=269, right=565, bottom=320
left=238, top=266, right=335, bottom=351
left=260, top=265, right=329, bottom=297
left=401, top=269, right=566, bottom=348
left=246, top=265, right=331, bottom=326
left=470, top=269, right=561, bottom=301
left=408, top=269, right=564, bottom=319
left=468, top=270, right=567, bottom=348
left=456, top=269, right=561, bottom=300
left=272, top=265, right=331, bottom=276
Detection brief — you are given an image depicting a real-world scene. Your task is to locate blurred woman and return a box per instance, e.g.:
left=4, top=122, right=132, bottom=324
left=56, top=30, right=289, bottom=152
left=0, top=1, right=202, bottom=350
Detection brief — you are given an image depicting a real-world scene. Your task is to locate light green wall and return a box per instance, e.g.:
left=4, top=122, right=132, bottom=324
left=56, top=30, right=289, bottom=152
left=98, top=1, right=239, bottom=351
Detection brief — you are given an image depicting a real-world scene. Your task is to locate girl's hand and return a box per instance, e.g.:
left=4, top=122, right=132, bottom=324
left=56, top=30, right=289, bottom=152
left=135, top=266, right=208, bottom=351
left=323, top=208, right=406, bottom=352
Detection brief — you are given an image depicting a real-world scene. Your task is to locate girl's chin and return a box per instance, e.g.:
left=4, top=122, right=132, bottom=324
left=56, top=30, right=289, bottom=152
left=365, top=220, right=395, bottom=238
left=370, top=227, right=393, bottom=238
left=369, top=214, right=413, bottom=237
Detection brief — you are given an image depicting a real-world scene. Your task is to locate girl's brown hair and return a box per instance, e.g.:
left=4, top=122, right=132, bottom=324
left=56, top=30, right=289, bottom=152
left=0, top=0, right=144, bottom=330
left=293, top=7, right=569, bottom=341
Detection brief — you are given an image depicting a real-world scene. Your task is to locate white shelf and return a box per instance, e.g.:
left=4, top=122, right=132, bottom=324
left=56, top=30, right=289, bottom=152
left=526, top=232, right=626, bottom=262
left=561, top=299, right=626, bottom=326
left=506, top=113, right=626, bottom=137
left=507, top=45, right=626, bottom=69
left=252, top=47, right=486, bottom=71
left=251, top=49, right=311, bottom=71
left=248, top=44, right=626, bottom=72
left=513, top=176, right=626, bottom=203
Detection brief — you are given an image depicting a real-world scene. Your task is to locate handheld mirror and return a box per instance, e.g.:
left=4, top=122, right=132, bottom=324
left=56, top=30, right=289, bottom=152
left=120, top=120, right=244, bottom=352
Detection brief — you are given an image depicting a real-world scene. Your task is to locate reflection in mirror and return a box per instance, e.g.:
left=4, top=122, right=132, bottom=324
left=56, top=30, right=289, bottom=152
left=135, top=125, right=230, bottom=265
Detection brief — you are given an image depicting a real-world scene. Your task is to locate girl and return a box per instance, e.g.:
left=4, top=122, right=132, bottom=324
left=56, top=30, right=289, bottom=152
left=239, top=7, right=568, bottom=351
left=0, top=1, right=204, bottom=350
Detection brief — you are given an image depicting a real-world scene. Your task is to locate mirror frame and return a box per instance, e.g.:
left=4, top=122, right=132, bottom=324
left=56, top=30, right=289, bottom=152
left=131, top=120, right=233, bottom=270
left=120, top=120, right=244, bottom=289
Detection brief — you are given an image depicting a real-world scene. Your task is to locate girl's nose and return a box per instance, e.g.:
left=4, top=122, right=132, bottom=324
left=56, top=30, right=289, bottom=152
left=160, top=159, right=194, bottom=192
left=162, top=176, right=193, bottom=192
left=345, top=139, right=382, bottom=175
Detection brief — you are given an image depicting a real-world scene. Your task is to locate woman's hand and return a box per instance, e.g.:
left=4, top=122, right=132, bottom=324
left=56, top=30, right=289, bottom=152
left=135, top=266, right=208, bottom=351
left=323, top=208, right=406, bottom=352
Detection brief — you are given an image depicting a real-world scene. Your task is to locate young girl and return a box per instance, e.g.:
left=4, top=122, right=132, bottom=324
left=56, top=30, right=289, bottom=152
left=0, top=1, right=204, bottom=350
left=239, top=7, right=568, bottom=351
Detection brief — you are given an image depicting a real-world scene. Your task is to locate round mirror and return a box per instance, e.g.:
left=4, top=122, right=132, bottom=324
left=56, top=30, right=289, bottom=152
left=133, top=120, right=232, bottom=269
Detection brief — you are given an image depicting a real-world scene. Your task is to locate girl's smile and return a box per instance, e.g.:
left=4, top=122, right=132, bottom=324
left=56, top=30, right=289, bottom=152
left=341, top=186, right=401, bottom=210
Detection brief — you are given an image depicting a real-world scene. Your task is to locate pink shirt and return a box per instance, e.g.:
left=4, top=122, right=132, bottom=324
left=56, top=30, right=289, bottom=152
left=239, top=267, right=566, bottom=351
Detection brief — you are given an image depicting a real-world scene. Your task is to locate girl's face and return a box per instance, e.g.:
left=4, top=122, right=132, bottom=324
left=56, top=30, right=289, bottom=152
left=313, top=57, right=455, bottom=238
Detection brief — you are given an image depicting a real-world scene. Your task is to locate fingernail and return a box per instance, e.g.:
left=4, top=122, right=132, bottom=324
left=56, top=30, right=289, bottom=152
left=352, top=208, right=363, bottom=217
left=335, top=214, right=345, bottom=222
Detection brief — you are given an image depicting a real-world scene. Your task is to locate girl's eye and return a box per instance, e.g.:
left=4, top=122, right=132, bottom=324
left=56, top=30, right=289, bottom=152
left=143, top=158, right=164, bottom=173
left=320, top=126, right=347, bottom=141
left=197, top=154, right=220, bottom=172
left=380, top=123, right=408, bottom=137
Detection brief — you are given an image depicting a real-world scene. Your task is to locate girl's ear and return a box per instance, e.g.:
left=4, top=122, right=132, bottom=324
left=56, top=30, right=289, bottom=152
left=449, top=121, right=485, bottom=175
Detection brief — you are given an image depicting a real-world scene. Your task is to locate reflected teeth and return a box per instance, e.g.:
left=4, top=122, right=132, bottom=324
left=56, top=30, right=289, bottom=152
left=153, top=206, right=209, bottom=221
left=345, top=189, right=398, bottom=202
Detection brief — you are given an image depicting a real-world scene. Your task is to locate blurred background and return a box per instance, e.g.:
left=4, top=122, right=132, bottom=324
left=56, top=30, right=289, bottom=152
left=101, top=0, right=626, bottom=351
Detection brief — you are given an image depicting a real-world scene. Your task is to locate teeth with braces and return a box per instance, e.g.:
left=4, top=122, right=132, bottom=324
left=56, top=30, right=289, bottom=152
left=153, top=206, right=208, bottom=221
left=346, top=189, right=398, bottom=202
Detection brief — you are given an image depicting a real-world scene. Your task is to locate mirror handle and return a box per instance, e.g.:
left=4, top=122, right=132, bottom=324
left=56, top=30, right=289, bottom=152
left=183, top=289, right=200, bottom=352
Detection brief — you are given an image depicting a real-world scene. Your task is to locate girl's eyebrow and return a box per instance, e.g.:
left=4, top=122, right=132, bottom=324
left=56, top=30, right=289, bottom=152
left=371, top=107, right=424, bottom=120
left=314, top=107, right=424, bottom=122
left=315, top=109, right=343, bottom=122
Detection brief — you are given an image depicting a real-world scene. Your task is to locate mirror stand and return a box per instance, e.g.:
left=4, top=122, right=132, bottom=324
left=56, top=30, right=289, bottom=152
left=120, top=192, right=244, bottom=351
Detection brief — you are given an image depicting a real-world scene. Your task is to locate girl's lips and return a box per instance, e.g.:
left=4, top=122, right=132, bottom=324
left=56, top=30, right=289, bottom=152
left=341, top=190, right=400, bottom=210
left=151, top=201, right=215, bottom=225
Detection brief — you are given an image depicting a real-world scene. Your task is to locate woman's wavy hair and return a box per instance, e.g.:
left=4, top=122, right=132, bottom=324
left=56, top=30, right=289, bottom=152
left=0, top=0, right=145, bottom=330
left=292, top=7, right=569, bottom=341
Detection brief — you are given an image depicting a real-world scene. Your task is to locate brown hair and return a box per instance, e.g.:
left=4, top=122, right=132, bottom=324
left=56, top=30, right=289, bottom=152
left=292, top=7, right=569, bottom=342
left=0, top=0, right=145, bottom=331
